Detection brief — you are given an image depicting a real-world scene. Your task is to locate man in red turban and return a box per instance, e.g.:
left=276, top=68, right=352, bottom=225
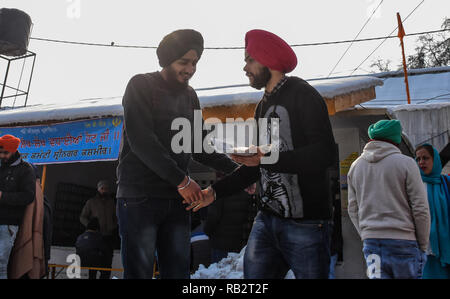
left=0, top=134, right=36, bottom=279
left=190, top=29, right=338, bottom=279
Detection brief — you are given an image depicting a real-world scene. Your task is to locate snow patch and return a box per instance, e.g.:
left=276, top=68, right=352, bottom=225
left=0, top=76, right=383, bottom=126
left=191, top=249, right=245, bottom=279
left=190, top=246, right=295, bottom=279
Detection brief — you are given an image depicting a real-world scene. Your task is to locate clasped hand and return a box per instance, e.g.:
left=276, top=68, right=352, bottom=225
left=183, top=186, right=215, bottom=212
left=177, top=176, right=203, bottom=204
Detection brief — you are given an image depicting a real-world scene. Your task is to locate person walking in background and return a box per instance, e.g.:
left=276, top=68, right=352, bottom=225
left=80, top=179, right=117, bottom=279
left=415, top=143, right=450, bottom=279
left=347, top=120, right=430, bottom=279
left=76, top=218, right=110, bottom=279
left=0, top=135, right=36, bottom=279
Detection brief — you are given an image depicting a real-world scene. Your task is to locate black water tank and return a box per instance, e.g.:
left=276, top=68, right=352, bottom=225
left=0, top=8, right=32, bottom=57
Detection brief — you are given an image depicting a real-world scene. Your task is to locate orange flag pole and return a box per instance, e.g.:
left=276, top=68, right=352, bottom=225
left=397, top=12, right=411, bottom=104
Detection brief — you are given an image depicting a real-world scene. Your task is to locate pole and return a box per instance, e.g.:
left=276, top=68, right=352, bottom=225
left=0, top=59, right=11, bottom=108
left=25, top=51, right=36, bottom=107
left=397, top=12, right=411, bottom=104
left=41, top=165, right=47, bottom=193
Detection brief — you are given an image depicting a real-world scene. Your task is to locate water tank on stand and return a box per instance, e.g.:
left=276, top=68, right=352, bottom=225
left=0, top=8, right=35, bottom=109
left=0, top=8, right=32, bottom=57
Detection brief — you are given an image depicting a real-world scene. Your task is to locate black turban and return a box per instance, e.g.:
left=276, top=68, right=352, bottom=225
left=157, top=29, right=204, bottom=68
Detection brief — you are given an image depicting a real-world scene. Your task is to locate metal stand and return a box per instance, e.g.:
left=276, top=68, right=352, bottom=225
left=0, top=50, right=36, bottom=109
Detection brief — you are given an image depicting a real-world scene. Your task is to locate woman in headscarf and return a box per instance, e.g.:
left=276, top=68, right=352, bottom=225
left=415, top=143, right=450, bottom=278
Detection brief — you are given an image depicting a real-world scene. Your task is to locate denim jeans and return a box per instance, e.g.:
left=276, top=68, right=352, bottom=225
left=0, top=225, right=19, bottom=279
left=244, top=211, right=330, bottom=279
left=117, top=197, right=191, bottom=279
left=363, top=239, right=427, bottom=279
left=328, top=254, right=338, bottom=279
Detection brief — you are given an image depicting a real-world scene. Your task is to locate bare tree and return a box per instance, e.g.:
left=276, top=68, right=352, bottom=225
left=370, top=58, right=393, bottom=72
left=370, top=18, right=449, bottom=72
left=407, top=17, right=450, bottom=69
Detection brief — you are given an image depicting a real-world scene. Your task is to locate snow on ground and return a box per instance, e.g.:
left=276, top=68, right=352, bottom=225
left=191, top=250, right=244, bottom=279
left=191, top=246, right=295, bottom=279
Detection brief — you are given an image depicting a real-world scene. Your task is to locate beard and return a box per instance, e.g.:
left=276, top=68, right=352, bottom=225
left=165, top=66, right=190, bottom=91
left=249, top=67, right=271, bottom=90
left=1, top=152, right=15, bottom=165
left=98, top=191, right=109, bottom=198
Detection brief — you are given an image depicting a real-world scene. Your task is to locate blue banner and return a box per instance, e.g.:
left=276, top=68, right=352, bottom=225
left=0, top=117, right=123, bottom=164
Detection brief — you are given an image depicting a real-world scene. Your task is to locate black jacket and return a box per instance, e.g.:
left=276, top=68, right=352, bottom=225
left=0, top=152, right=36, bottom=225
left=213, top=77, right=337, bottom=220
left=203, top=191, right=254, bottom=252
left=75, top=231, right=109, bottom=267
left=117, top=72, right=237, bottom=199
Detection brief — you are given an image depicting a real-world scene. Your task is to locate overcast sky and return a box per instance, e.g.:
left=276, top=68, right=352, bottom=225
left=1, top=0, right=449, bottom=106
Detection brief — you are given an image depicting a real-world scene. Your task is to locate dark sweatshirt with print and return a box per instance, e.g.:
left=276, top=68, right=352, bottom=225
left=212, top=76, right=337, bottom=220
left=116, top=72, right=237, bottom=199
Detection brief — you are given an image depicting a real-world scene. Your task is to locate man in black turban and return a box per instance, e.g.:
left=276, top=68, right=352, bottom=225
left=116, top=29, right=238, bottom=279
left=157, top=29, right=204, bottom=68
left=157, top=29, right=204, bottom=91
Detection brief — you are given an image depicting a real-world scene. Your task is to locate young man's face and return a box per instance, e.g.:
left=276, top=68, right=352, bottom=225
left=164, top=49, right=199, bottom=88
left=243, top=51, right=271, bottom=90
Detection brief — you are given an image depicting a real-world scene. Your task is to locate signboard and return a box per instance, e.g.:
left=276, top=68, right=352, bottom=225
left=0, top=117, right=123, bottom=164
left=339, top=152, right=359, bottom=211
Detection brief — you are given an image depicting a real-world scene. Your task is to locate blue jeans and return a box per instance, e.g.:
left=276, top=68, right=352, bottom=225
left=329, top=254, right=338, bottom=279
left=0, top=225, right=19, bottom=279
left=117, top=197, right=191, bottom=279
left=363, top=239, right=427, bottom=279
left=244, top=211, right=330, bottom=279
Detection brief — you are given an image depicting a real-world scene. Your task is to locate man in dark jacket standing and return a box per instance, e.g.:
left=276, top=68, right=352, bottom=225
left=80, top=180, right=117, bottom=279
left=116, top=29, right=238, bottom=279
left=189, top=29, right=337, bottom=279
left=76, top=218, right=110, bottom=279
left=0, top=134, right=35, bottom=279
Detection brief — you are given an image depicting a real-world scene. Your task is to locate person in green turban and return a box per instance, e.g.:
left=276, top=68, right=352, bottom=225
left=368, top=119, right=402, bottom=145
left=347, top=119, right=431, bottom=279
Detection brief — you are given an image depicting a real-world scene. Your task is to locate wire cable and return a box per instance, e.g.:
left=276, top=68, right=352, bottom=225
left=28, top=29, right=449, bottom=50
left=417, top=129, right=449, bottom=145
left=349, top=0, right=426, bottom=75
left=327, top=0, right=384, bottom=77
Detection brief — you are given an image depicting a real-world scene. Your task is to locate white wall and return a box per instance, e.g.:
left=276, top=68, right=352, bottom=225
left=393, top=105, right=450, bottom=152
left=332, top=127, right=367, bottom=279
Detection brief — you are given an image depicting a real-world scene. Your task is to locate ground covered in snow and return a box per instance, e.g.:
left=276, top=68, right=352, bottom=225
left=190, top=247, right=294, bottom=279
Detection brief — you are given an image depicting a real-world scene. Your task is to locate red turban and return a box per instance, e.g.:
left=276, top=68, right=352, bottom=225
left=0, top=134, right=21, bottom=153
left=245, top=29, right=297, bottom=73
